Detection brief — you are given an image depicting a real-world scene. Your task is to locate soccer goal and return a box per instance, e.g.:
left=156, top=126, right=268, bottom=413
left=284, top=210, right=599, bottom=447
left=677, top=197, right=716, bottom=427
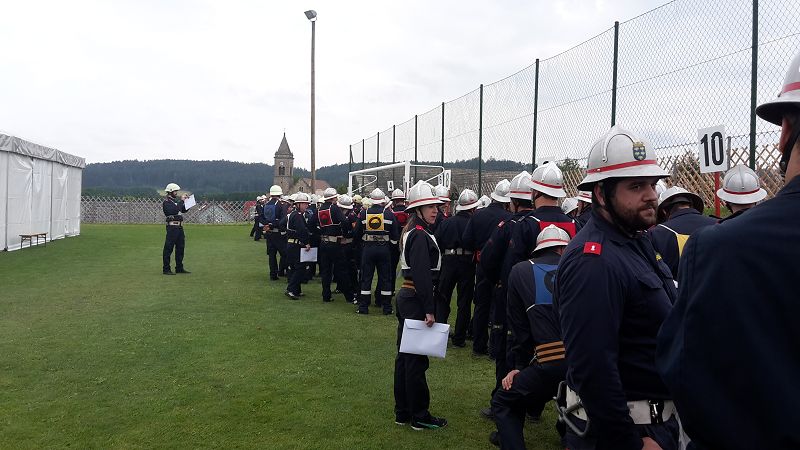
left=347, top=161, right=451, bottom=197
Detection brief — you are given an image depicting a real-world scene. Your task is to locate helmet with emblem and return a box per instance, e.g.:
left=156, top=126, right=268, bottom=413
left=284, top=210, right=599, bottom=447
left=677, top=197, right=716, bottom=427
left=508, top=171, right=533, bottom=200
left=434, top=184, right=450, bottom=202
left=491, top=179, right=511, bottom=203
left=269, top=185, right=283, bottom=196
left=391, top=188, right=406, bottom=200
left=533, top=224, right=572, bottom=253
left=455, top=189, right=481, bottom=212
left=577, top=126, right=669, bottom=191
left=561, top=197, right=579, bottom=215
left=322, top=187, right=338, bottom=201
left=527, top=162, right=567, bottom=198
left=165, top=183, right=181, bottom=193
left=658, top=186, right=705, bottom=222
left=406, top=181, right=443, bottom=210
left=369, top=188, right=386, bottom=204
left=716, top=164, right=767, bottom=205
left=337, top=194, right=354, bottom=210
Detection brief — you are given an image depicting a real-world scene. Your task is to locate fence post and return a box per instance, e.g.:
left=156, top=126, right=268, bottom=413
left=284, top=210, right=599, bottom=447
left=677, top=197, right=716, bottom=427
left=749, top=0, right=758, bottom=169
left=611, top=21, right=619, bottom=127
left=441, top=102, right=445, bottom=166
left=532, top=58, right=540, bottom=172
left=478, top=84, right=484, bottom=197
left=393, top=125, right=396, bottom=184
left=348, top=145, right=352, bottom=175
left=361, top=138, right=365, bottom=170
left=414, top=114, right=418, bottom=180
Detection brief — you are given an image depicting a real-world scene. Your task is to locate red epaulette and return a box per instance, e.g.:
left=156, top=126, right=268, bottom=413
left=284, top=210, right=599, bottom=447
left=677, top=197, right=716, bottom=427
left=415, top=225, right=424, bottom=231
left=583, top=242, right=602, bottom=255
left=497, top=221, right=505, bottom=228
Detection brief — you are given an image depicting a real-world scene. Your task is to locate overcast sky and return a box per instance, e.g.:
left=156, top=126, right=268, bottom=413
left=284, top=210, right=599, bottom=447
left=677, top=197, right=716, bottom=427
left=0, top=0, right=667, bottom=168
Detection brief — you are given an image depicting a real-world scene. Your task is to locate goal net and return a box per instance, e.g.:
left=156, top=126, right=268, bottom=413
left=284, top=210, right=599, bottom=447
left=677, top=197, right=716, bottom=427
left=348, top=161, right=451, bottom=197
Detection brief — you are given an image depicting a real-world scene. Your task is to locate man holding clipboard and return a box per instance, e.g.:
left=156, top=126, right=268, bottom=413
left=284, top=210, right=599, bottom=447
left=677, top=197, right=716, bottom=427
left=162, top=182, right=193, bottom=275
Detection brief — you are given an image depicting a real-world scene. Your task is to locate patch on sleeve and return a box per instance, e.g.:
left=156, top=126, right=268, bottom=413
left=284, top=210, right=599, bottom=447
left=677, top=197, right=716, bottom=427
left=497, top=221, right=505, bottom=228
left=583, top=242, right=602, bottom=255
left=415, top=225, right=424, bottom=231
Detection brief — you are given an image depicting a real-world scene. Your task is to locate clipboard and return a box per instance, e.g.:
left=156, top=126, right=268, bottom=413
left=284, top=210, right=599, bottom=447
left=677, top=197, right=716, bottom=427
left=300, top=247, right=318, bottom=262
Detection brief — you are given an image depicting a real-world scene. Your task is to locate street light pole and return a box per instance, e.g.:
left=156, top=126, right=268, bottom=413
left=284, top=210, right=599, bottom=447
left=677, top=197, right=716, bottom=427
left=305, top=10, right=317, bottom=195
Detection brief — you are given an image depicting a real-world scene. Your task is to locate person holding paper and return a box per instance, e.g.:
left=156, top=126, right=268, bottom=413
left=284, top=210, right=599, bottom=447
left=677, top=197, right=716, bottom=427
left=281, top=192, right=316, bottom=300
left=393, top=181, right=447, bottom=431
left=162, top=182, right=190, bottom=275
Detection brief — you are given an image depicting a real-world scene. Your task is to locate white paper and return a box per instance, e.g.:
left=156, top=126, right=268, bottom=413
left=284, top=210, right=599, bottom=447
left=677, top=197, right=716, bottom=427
left=183, top=194, right=196, bottom=209
left=300, top=247, right=318, bottom=262
left=399, top=319, right=450, bottom=358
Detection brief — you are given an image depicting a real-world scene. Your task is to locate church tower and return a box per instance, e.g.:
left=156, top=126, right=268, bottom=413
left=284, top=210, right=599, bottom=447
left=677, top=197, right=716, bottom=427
left=273, top=133, right=294, bottom=194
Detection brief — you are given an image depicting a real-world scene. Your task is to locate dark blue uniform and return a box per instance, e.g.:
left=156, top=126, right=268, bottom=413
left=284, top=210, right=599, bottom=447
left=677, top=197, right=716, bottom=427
left=317, top=201, right=352, bottom=302
left=263, top=197, right=287, bottom=280
left=394, top=220, right=441, bottom=424
left=303, top=204, right=320, bottom=281
left=354, top=204, right=399, bottom=314
left=656, top=176, right=800, bottom=450
left=434, top=210, right=475, bottom=345
left=555, top=209, right=679, bottom=449
left=251, top=202, right=264, bottom=240
left=462, top=201, right=512, bottom=354
left=282, top=208, right=317, bottom=297
left=648, top=208, right=716, bottom=281
left=340, top=208, right=360, bottom=303
left=506, top=205, right=578, bottom=268
left=576, top=204, right=592, bottom=227
left=492, top=251, right=566, bottom=450
left=389, top=203, right=410, bottom=296
left=162, top=196, right=187, bottom=273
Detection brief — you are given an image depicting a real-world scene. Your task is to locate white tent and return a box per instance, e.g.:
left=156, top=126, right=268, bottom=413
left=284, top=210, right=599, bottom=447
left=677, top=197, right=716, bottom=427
left=0, top=133, right=85, bottom=251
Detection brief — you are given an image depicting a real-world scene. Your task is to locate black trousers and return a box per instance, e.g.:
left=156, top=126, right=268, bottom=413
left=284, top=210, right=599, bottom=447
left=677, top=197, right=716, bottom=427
left=286, top=243, right=303, bottom=295
left=472, top=265, right=492, bottom=353
left=490, top=285, right=509, bottom=398
left=266, top=232, right=287, bottom=278
left=162, top=225, right=185, bottom=272
left=359, top=243, right=392, bottom=313
left=491, top=361, right=567, bottom=450
left=390, top=245, right=400, bottom=294
left=394, top=288, right=431, bottom=422
left=436, top=254, right=475, bottom=344
left=342, top=243, right=358, bottom=301
left=319, top=241, right=352, bottom=301
left=251, top=219, right=263, bottom=240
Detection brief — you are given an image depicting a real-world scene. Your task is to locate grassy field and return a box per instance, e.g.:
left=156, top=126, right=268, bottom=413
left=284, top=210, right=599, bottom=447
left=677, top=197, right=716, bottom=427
left=0, top=224, right=562, bottom=449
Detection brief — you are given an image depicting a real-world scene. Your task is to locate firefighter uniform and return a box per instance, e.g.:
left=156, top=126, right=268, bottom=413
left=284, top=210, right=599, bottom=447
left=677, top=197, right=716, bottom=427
left=162, top=191, right=188, bottom=274
left=282, top=196, right=317, bottom=298
left=506, top=205, right=578, bottom=266
left=264, top=196, right=287, bottom=280
left=648, top=208, right=715, bottom=281
left=251, top=198, right=264, bottom=240
left=462, top=199, right=512, bottom=354
left=338, top=196, right=360, bottom=303
left=355, top=199, right=399, bottom=314
left=318, top=193, right=353, bottom=302
left=389, top=201, right=410, bottom=297
left=434, top=208, right=476, bottom=346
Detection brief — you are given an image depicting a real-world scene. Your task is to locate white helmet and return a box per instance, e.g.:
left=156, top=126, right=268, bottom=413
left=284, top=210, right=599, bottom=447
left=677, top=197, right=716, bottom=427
left=391, top=188, right=406, bottom=200
left=294, top=192, right=311, bottom=204
left=561, top=197, right=579, bottom=215
left=491, top=179, right=512, bottom=203
left=269, top=185, right=283, bottom=196
left=352, top=194, right=363, bottom=204
left=756, top=50, right=800, bottom=126
left=434, top=184, right=450, bottom=202
left=337, top=194, right=354, bottom=210
left=477, top=195, right=492, bottom=209
left=280, top=195, right=289, bottom=202
left=362, top=198, right=373, bottom=208
left=165, top=183, right=181, bottom=193
left=309, top=194, right=319, bottom=204
left=578, top=126, right=669, bottom=191
left=322, top=187, right=338, bottom=201
left=508, top=171, right=533, bottom=200
left=658, top=186, right=704, bottom=221
left=369, top=188, right=386, bottom=203
left=655, top=180, right=668, bottom=198
left=716, top=164, right=767, bottom=205
left=455, top=189, right=481, bottom=212
left=576, top=190, right=592, bottom=204
left=407, top=181, right=443, bottom=210
left=533, top=224, right=571, bottom=253
left=527, top=162, right=566, bottom=198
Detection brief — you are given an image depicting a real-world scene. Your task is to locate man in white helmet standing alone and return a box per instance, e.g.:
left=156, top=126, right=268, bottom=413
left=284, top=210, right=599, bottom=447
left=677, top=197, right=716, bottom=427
left=657, top=50, right=800, bottom=449
left=554, top=127, right=678, bottom=449
left=162, top=183, right=190, bottom=275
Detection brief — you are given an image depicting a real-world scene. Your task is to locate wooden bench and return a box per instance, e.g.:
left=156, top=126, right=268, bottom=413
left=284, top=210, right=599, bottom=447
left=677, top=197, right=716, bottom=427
left=19, top=233, right=47, bottom=249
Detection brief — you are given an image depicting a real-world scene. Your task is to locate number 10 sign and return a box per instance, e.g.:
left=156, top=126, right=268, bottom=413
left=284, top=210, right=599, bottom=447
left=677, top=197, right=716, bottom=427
left=698, top=125, right=729, bottom=174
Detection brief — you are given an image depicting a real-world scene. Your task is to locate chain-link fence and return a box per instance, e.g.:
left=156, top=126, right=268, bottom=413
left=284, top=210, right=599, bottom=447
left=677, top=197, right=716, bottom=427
left=349, top=0, right=800, bottom=200
left=81, top=197, right=253, bottom=224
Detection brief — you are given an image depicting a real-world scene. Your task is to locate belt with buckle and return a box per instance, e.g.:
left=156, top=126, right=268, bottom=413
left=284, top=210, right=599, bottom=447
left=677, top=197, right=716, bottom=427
left=444, top=248, right=473, bottom=256
left=565, top=386, right=675, bottom=424
left=167, top=221, right=182, bottom=226
left=321, top=236, right=341, bottom=243
left=340, top=238, right=353, bottom=244
left=287, top=238, right=300, bottom=244
left=363, top=235, right=389, bottom=242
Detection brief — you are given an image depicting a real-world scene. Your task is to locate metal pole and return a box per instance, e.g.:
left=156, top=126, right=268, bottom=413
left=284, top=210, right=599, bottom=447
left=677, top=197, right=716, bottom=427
left=478, top=84, right=484, bottom=197
left=414, top=115, right=418, bottom=180
left=440, top=102, right=445, bottom=166
left=392, top=125, right=396, bottom=185
left=749, top=0, right=758, bottom=170
left=532, top=58, right=540, bottom=172
left=348, top=145, right=352, bottom=175
left=376, top=132, right=380, bottom=166
left=611, top=21, right=619, bottom=127
left=310, top=19, right=316, bottom=194
left=361, top=139, right=365, bottom=170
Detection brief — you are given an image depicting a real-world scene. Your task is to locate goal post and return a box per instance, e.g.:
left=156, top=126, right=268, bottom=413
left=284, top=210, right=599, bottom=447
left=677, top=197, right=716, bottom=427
left=347, top=161, right=451, bottom=197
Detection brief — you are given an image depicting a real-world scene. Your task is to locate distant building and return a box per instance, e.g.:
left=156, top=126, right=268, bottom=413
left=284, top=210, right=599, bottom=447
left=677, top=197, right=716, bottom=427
left=289, top=178, right=331, bottom=196
left=273, top=133, right=294, bottom=194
